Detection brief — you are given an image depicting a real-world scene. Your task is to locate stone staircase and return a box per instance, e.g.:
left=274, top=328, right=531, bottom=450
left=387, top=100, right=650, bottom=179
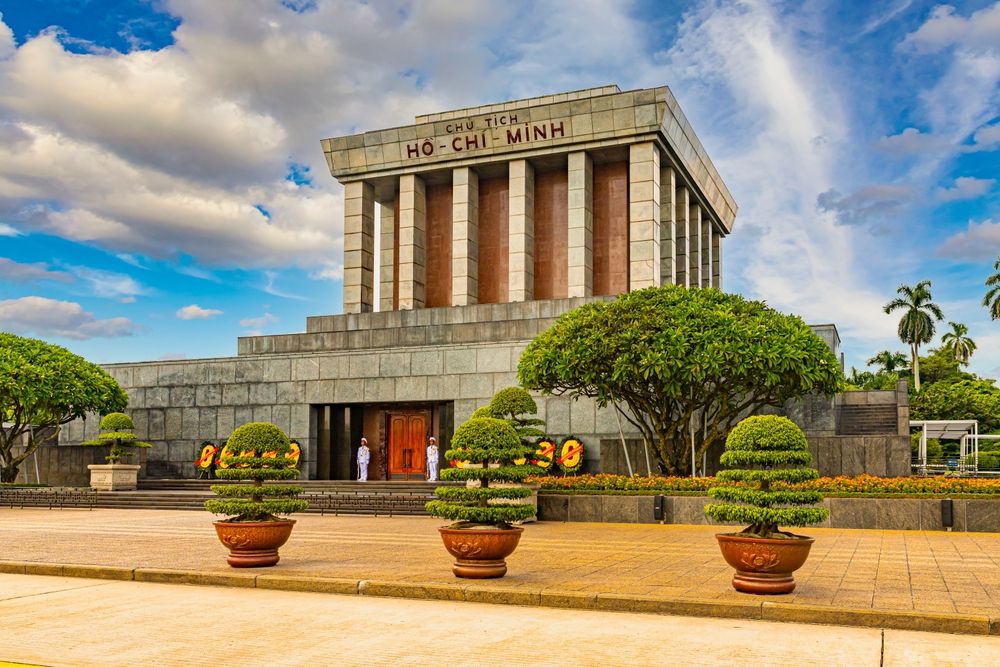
left=4, top=480, right=461, bottom=516
left=836, top=405, right=899, bottom=436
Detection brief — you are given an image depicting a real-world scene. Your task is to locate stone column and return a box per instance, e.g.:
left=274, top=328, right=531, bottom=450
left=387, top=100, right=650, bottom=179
left=674, top=185, right=689, bottom=288
left=509, top=159, right=534, bottom=302
left=628, top=142, right=660, bottom=289
left=452, top=167, right=479, bottom=306
left=660, top=166, right=676, bottom=286
left=567, top=151, right=593, bottom=298
left=398, top=173, right=426, bottom=310
left=343, top=180, right=375, bottom=313
left=688, top=201, right=702, bottom=288
left=378, top=200, right=395, bottom=311
left=702, top=221, right=713, bottom=288
left=713, top=233, right=722, bottom=290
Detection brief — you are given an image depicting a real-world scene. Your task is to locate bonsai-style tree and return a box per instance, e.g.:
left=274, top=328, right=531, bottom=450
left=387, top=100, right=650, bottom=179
left=705, top=415, right=828, bottom=539
left=82, top=413, right=151, bottom=462
left=485, top=387, right=549, bottom=469
left=1, top=333, right=127, bottom=483
left=204, top=422, right=308, bottom=522
left=518, top=286, right=843, bottom=475
left=426, top=417, right=536, bottom=526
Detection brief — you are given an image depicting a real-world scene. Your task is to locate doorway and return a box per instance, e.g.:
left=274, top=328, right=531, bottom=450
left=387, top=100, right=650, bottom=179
left=387, top=411, right=429, bottom=480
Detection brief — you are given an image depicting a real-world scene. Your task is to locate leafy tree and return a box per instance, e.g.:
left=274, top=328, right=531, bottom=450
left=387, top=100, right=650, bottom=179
left=426, top=417, right=537, bottom=525
left=204, top=422, right=308, bottom=522
left=910, top=379, right=1000, bottom=433
left=940, top=321, right=976, bottom=366
left=916, top=347, right=975, bottom=386
left=82, top=412, right=151, bottom=463
left=484, top=387, right=549, bottom=467
left=705, top=416, right=828, bottom=538
left=984, top=257, right=1000, bottom=320
left=866, top=350, right=908, bottom=374
left=845, top=368, right=900, bottom=391
left=517, top=286, right=843, bottom=475
left=0, top=333, right=127, bottom=483
left=883, top=280, right=944, bottom=392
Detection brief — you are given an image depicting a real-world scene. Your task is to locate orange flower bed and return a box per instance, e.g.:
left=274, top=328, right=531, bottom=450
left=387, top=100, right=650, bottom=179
left=532, top=473, right=1000, bottom=497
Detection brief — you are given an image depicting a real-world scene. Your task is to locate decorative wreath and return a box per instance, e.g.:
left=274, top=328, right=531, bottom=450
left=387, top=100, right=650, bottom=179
left=217, top=440, right=301, bottom=470
left=556, top=435, right=584, bottom=475
left=194, top=442, right=218, bottom=469
left=531, top=438, right=556, bottom=474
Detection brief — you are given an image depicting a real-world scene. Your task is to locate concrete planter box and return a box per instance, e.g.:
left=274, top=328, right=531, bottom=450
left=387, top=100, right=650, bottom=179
left=87, top=464, right=141, bottom=491
left=537, top=493, right=1000, bottom=533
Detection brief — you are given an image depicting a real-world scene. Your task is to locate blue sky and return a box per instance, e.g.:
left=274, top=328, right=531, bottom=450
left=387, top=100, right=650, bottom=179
left=0, top=0, right=998, bottom=378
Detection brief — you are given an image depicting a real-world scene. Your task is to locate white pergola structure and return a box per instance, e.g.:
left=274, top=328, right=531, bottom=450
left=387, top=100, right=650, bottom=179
left=909, top=419, right=1000, bottom=476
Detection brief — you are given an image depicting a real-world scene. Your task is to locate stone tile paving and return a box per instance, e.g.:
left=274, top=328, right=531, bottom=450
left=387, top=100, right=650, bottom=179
left=2, top=508, right=999, bottom=619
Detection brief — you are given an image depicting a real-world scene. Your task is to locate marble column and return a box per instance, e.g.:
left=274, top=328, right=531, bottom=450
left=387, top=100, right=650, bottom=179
left=452, top=167, right=479, bottom=306
left=509, top=159, right=534, bottom=302
left=688, top=201, right=702, bottom=288
left=660, top=166, right=676, bottom=286
left=713, top=233, right=722, bottom=290
left=628, top=142, right=660, bottom=289
left=398, top=173, right=426, bottom=310
left=702, top=220, right=713, bottom=288
left=378, top=200, right=395, bottom=311
left=674, top=185, right=689, bottom=288
left=567, top=151, right=593, bottom=298
left=343, top=180, right=375, bottom=313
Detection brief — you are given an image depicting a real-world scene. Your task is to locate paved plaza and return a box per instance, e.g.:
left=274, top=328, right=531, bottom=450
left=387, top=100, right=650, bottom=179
left=3, top=573, right=1000, bottom=666
left=2, top=509, right=1000, bottom=635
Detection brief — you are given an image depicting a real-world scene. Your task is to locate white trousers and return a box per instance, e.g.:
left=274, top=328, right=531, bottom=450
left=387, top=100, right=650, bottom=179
left=427, top=461, right=439, bottom=481
left=358, top=463, right=368, bottom=481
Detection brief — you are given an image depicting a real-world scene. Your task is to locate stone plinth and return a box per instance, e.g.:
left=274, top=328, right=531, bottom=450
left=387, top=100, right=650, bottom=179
left=87, top=464, right=141, bottom=491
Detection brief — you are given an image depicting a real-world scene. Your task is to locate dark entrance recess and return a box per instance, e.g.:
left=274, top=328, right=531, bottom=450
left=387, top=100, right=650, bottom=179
left=312, top=402, right=454, bottom=481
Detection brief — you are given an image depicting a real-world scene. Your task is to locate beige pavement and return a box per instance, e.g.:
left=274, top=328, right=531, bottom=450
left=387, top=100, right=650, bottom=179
left=2, top=509, right=1000, bottom=633
left=2, top=573, right=999, bottom=666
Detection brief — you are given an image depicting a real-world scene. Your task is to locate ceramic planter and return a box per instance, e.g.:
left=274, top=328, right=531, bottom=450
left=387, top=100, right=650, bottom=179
left=438, top=525, right=523, bottom=578
left=213, top=519, right=296, bottom=568
left=87, top=464, right=141, bottom=491
left=715, top=532, right=815, bottom=594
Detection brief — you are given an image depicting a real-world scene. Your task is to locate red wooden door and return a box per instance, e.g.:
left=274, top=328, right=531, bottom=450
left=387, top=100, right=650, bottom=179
left=388, top=412, right=428, bottom=478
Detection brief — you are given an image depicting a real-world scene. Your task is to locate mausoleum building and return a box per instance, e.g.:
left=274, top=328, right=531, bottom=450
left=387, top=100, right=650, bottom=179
left=47, top=85, right=905, bottom=483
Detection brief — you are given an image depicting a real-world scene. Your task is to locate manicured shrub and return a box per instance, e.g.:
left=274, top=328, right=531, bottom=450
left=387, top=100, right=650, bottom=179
left=704, top=416, right=828, bottom=538
left=425, top=417, right=536, bottom=525
left=82, top=413, right=152, bottom=463
left=487, top=387, right=549, bottom=470
left=204, top=422, right=308, bottom=522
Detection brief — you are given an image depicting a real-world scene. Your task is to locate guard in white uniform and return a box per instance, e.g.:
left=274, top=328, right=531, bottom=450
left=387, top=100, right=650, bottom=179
left=357, top=437, right=370, bottom=481
left=426, top=437, right=439, bottom=482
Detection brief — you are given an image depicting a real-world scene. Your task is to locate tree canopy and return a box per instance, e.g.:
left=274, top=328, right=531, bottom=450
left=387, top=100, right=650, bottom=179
left=517, top=286, right=843, bottom=475
left=984, top=257, right=1000, bottom=321
left=883, top=280, right=944, bottom=392
left=910, top=379, right=1000, bottom=433
left=1, top=333, right=127, bottom=483
left=940, top=321, right=976, bottom=366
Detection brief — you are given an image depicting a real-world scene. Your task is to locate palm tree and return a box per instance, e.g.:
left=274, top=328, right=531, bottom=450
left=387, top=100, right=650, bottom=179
left=985, top=257, right=1000, bottom=320
left=866, top=350, right=909, bottom=374
left=940, top=321, right=977, bottom=365
left=884, top=280, right=944, bottom=392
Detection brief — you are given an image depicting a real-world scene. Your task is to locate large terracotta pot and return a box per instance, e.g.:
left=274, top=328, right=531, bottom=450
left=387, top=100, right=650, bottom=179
left=213, top=519, right=296, bottom=568
left=438, top=525, right=524, bottom=579
left=716, top=532, right=814, bottom=594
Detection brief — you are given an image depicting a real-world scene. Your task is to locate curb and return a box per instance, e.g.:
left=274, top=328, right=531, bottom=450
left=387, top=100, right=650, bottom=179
left=2, top=559, right=997, bottom=636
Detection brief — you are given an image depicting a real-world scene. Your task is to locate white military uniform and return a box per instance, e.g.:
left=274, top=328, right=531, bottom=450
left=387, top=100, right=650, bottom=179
left=426, top=440, right=439, bottom=481
left=357, top=441, right=370, bottom=481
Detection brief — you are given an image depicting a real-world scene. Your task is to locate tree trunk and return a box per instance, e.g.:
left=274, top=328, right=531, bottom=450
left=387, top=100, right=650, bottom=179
left=1, top=465, right=18, bottom=483
left=912, top=344, right=921, bottom=392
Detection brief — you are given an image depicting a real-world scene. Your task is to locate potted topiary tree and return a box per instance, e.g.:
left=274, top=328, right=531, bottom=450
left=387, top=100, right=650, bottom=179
left=426, top=416, right=536, bottom=578
left=481, top=387, right=548, bottom=521
left=705, top=415, right=828, bottom=594
left=82, top=412, right=151, bottom=491
left=204, top=422, right=308, bottom=568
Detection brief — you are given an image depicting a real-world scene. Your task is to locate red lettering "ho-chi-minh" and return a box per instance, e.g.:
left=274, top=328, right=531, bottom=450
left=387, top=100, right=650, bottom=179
left=505, top=121, right=566, bottom=145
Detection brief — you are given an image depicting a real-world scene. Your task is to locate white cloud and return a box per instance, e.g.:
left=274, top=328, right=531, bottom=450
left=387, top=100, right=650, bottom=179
left=0, top=222, right=19, bottom=236
left=935, top=176, right=996, bottom=201
left=0, top=295, right=135, bottom=339
left=0, top=14, right=13, bottom=60
left=969, top=122, right=1000, bottom=151
left=938, top=218, right=1000, bottom=260
left=309, top=265, right=342, bottom=281
left=817, top=185, right=915, bottom=225
left=0, top=257, right=73, bottom=283
left=176, top=304, right=223, bottom=320
left=876, top=127, right=951, bottom=157
left=901, top=3, right=1000, bottom=55
left=239, top=312, right=278, bottom=329
left=67, top=266, right=149, bottom=300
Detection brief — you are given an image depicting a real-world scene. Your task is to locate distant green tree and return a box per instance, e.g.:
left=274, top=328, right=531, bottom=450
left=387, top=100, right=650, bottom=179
left=0, top=333, right=127, bottom=483
left=866, top=350, right=909, bottom=375
left=518, top=286, right=843, bottom=475
left=883, top=280, right=944, bottom=392
left=846, top=367, right=900, bottom=391
left=917, top=347, right=976, bottom=386
left=940, top=322, right=977, bottom=366
left=910, top=379, right=1000, bottom=433
left=984, top=257, right=1000, bottom=320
